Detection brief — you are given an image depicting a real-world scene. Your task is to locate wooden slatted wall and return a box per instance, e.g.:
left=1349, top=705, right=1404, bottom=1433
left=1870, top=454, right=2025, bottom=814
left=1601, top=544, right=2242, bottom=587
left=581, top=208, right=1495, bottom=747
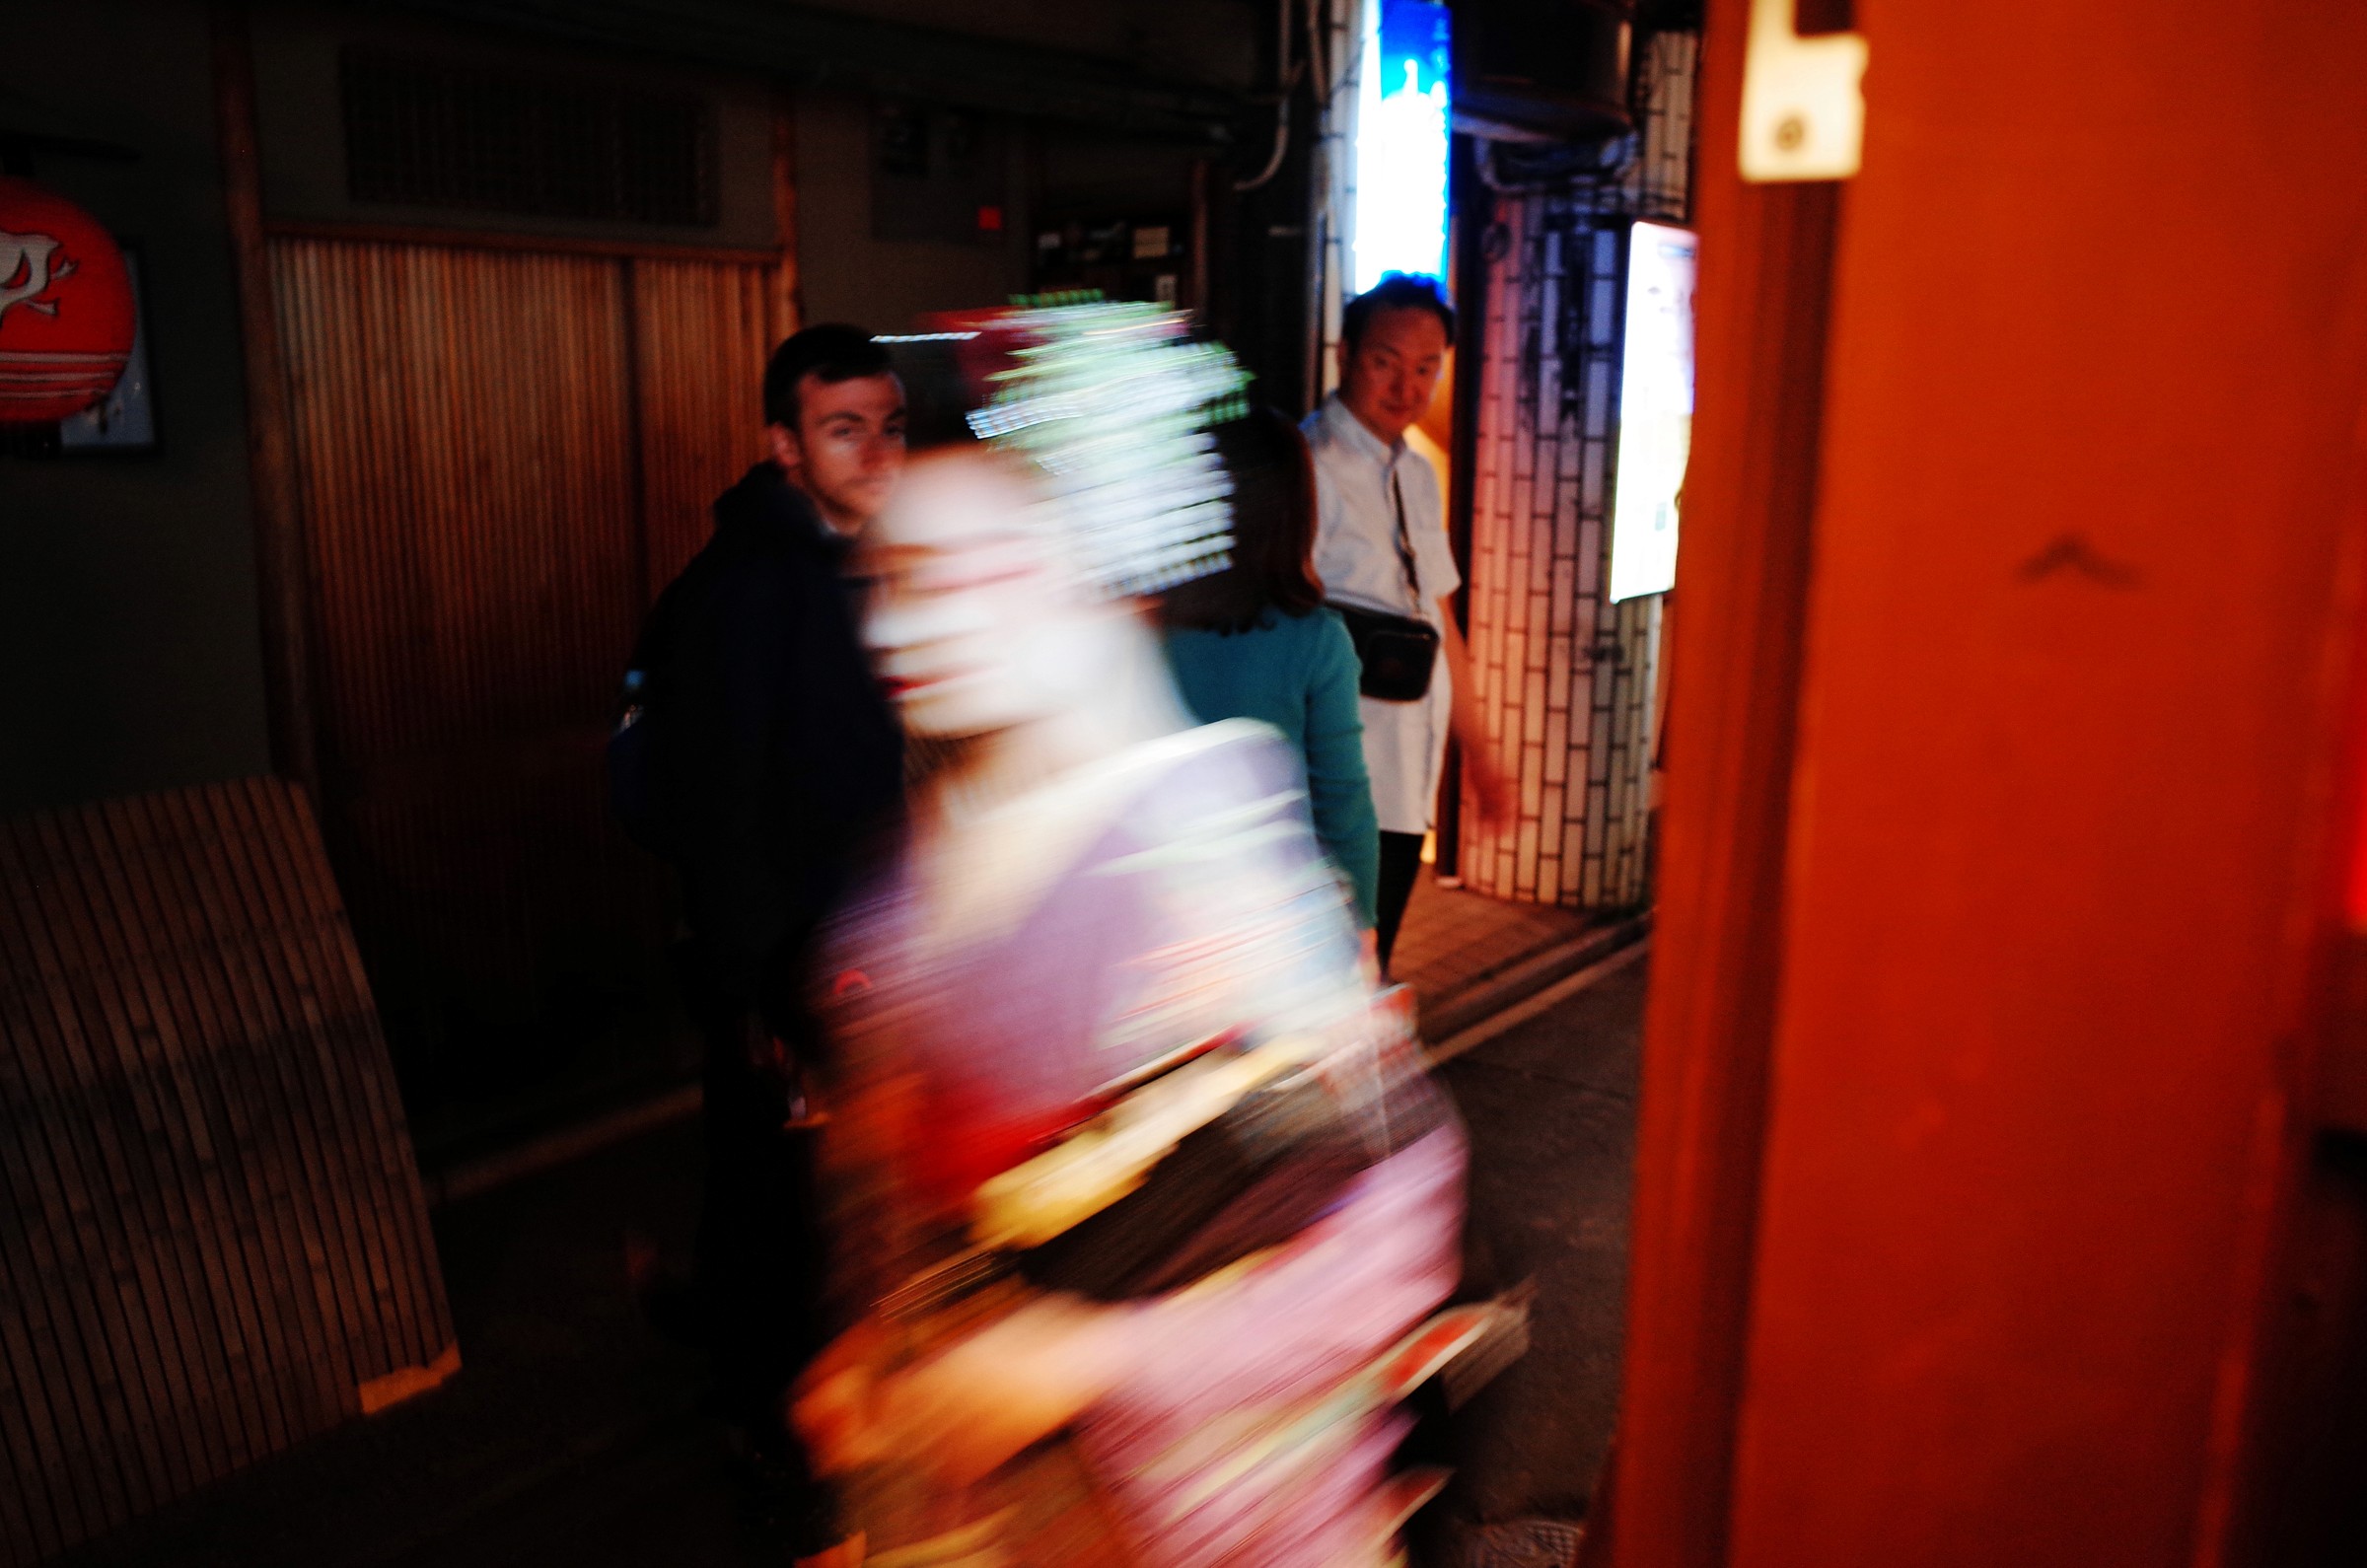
left=630, top=256, right=776, bottom=595
left=0, top=779, right=454, bottom=1566
left=268, top=237, right=773, bottom=1108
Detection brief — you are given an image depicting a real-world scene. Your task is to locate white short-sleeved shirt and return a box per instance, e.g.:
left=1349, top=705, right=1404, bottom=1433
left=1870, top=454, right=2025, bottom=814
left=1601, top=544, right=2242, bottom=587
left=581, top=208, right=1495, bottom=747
left=1303, top=394, right=1461, bottom=835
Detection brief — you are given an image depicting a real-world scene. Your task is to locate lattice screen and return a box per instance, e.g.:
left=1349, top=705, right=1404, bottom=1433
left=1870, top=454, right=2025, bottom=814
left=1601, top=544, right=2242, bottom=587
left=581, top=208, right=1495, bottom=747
left=0, top=780, right=454, bottom=1565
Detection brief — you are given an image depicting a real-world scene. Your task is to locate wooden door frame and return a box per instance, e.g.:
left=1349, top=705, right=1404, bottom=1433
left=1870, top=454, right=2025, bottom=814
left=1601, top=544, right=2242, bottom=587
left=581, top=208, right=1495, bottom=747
left=212, top=0, right=319, bottom=796
left=1604, top=5, right=1842, bottom=1562
left=1606, top=3, right=2367, bottom=1562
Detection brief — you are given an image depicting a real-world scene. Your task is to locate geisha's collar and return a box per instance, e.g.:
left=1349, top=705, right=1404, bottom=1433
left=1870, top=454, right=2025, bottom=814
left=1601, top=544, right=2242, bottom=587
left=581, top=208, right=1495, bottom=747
left=906, top=719, right=1274, bottom=957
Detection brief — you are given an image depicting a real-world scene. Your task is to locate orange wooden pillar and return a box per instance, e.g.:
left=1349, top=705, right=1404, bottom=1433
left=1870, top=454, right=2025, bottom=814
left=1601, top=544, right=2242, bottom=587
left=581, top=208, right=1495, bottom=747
left=1614, top=3, right=2367, bottom=1566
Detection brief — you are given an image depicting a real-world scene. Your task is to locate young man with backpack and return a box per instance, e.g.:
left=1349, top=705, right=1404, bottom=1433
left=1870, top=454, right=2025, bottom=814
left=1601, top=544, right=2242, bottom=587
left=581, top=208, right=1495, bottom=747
left=617, top=323, right=905, bottom=1561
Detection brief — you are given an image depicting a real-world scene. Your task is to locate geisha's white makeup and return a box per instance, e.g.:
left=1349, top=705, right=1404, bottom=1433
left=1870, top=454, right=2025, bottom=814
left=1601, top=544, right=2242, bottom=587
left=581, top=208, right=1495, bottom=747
left=864, top=452, right=1113, bottom=740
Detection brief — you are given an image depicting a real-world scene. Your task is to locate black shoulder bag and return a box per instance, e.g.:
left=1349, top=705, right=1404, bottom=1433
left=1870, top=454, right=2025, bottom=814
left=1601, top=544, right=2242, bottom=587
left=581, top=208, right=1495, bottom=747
left=1329, top=466, right=1441, bottom=702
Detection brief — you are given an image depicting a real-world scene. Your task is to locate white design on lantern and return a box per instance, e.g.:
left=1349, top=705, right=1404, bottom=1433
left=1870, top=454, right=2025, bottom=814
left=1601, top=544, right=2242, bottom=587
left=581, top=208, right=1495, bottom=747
left=0, top=230, right=76, bottom=322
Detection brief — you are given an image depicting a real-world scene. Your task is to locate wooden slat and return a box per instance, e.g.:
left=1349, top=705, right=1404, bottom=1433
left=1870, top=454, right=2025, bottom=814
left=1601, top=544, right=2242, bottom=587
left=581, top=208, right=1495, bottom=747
left=6, top=816, right=169, bottom=1526
left=128, top=787, right=345, bottom=1442
left=0, top=840, right=112, bottom=1562
left=0, top=780, right=453, bottom=1565
left=191, top=780, right=400, bottom=1414
left=216, top=780, right=448, bottom=1373
left=274, top=242, right=638, bottom=766
left=261, top=216, right=783, bottom=267
left=114, top=787, right=313, bottom=1457
left=119, top=787, right=347, bottom=1442
left=0, top=818, right=178, bottom=1555
left=193, top=788, right=385, bottom=1405
left=38, top=806, right=231, bottom=1499
left=90, top=795, right=288, bottom=1474
left=71, top=800, right=315, bottom=1477
left=270, top=237, right=643, bottom=1072
left=266, top=234, right=774, bottom=1104
left=630, top=254, right=775, bottom=593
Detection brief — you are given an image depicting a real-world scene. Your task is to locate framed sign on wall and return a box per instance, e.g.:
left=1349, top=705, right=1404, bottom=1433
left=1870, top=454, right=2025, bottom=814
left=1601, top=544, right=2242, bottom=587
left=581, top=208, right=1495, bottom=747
left=58, top=247, right=156, bottom=452
left=1609, top=219, right=1697, bottom=603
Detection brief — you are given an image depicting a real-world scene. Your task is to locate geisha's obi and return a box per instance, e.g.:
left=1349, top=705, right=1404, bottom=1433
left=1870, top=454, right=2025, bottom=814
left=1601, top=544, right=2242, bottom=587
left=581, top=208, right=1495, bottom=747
left=819, top=721, right=1469, bottom=1566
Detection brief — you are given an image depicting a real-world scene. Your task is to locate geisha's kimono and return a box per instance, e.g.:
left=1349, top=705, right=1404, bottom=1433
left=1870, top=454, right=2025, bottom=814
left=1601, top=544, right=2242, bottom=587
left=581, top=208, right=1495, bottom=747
left=818, top=720, right=1468, bottom=1567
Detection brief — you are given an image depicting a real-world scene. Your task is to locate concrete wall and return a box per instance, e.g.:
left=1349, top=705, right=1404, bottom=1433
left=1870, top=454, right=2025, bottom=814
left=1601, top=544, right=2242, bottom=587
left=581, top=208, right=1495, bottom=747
left=792, top=97, right=1215, bottom=334
left=797, top=0, right=1260, bottom=92
left=0, top=0, right=275, bottom=815
left=795, top=87, right=1034, bottom=331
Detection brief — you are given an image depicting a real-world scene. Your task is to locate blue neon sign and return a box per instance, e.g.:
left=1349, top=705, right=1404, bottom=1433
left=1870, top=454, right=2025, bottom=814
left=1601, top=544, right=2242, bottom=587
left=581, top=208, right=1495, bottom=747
left=1354, top=0, right=1453, bottom=294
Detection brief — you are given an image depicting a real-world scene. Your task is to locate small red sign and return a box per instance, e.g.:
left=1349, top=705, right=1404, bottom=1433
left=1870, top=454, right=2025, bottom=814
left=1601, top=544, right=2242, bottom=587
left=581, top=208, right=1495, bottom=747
left=0, top=177, right=137, bottom=425
left=976, top=203, right=1005, bottom=234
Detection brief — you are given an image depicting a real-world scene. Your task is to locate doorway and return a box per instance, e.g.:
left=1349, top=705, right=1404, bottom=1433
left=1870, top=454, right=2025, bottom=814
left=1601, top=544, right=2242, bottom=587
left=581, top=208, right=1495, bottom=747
left=269, top=234, right=779, bottom=1141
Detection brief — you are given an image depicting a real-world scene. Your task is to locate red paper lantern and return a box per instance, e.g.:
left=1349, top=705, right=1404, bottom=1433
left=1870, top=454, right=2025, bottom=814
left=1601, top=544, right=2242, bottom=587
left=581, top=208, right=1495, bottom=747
left=0, top=177, right=136, bottom=425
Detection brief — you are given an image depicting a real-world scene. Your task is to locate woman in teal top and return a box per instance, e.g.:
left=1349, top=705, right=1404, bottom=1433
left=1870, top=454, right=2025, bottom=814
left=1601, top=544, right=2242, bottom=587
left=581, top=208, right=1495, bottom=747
left=1161, top=408, right=1382, bottom=926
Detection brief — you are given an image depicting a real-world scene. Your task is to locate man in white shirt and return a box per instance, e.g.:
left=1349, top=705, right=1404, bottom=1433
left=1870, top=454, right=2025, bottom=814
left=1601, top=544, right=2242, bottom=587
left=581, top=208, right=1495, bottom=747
left=1305, top=275, right=1509, bottom=971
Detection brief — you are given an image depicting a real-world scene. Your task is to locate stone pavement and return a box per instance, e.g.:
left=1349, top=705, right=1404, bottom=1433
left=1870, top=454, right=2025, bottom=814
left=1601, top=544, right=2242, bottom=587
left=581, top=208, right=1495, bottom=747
left=1392, top=867, right=1647, bottom=1043
left=1423, top=948, right=1648, bottom=1565
left=55, top=1116, right=755, bottom=1568
left=412, top=869, right=1641, bottom=1206
left=1394, top=869, right=1596, bottom=1004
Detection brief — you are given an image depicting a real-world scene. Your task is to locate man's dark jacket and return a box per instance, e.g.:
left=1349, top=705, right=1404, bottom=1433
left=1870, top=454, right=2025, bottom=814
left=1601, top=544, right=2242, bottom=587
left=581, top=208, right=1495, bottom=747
left=644, top=463, right=902, bottom=1016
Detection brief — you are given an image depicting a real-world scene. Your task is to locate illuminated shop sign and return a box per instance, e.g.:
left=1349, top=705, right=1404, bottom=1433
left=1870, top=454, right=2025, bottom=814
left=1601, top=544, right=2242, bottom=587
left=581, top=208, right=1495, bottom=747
left=1354, top=0, right=1452, bottom=294
left=1609, top=221, right=1698, bottom=603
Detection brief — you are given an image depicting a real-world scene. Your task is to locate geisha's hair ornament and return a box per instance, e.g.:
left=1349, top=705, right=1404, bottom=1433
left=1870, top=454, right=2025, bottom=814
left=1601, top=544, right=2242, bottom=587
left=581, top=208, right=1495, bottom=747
left=962, top=300, right=1251, bottom=600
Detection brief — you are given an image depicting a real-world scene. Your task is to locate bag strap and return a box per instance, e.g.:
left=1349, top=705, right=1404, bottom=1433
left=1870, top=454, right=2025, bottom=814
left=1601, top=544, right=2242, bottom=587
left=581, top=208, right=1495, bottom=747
left=1389, top=464, right=1425, bottom=616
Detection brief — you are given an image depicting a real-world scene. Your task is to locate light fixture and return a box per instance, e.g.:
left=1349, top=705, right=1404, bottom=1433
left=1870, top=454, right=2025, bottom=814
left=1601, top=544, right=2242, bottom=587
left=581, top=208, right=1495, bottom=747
left=1353, top=0, right=1453, bottom=295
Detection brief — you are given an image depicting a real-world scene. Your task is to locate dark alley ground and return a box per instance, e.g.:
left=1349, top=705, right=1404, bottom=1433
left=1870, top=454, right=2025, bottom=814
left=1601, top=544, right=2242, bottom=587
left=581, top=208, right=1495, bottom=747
left=54, top=920, right=1648, bottom=1568
left=1429, top=947, right=1645, bottom=1555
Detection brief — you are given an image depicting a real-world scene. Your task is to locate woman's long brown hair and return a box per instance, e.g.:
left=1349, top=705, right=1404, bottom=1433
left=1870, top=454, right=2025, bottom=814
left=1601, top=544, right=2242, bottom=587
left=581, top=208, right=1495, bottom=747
left=1157, top=406, right=1325, bottom=634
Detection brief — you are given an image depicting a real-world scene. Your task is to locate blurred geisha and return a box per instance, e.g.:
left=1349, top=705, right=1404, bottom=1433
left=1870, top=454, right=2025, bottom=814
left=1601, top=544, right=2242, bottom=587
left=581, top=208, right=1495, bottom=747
left=794, top=305, right=1482, bottom=1568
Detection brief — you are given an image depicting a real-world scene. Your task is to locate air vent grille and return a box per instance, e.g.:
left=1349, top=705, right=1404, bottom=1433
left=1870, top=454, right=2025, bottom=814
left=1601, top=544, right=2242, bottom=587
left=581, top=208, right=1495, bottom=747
left=342, top=49, right=717, bottom=228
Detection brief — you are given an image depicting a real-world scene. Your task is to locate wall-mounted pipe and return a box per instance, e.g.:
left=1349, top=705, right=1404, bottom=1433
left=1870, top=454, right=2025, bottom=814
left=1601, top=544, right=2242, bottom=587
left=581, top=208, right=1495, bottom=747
left=1235, top=0, right=1300, bottom=192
